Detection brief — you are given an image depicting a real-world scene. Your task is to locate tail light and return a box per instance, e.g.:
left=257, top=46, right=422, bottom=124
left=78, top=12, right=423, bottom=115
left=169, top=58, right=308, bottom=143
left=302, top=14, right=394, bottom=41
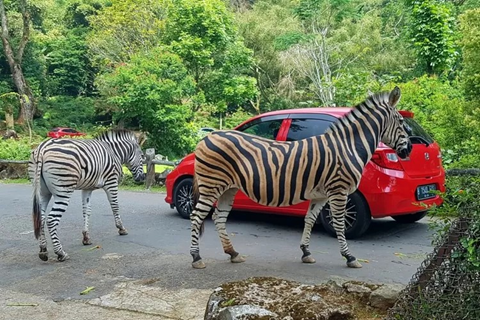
left=371, top=150, right=404, bottom=171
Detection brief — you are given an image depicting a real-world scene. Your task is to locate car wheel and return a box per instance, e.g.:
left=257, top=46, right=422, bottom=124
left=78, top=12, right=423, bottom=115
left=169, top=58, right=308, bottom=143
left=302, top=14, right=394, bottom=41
left=174, top=178, right=194, bottom=219
left=392, top=211, right=428, bottom=223
left=319, top=192, right=371, bottom=239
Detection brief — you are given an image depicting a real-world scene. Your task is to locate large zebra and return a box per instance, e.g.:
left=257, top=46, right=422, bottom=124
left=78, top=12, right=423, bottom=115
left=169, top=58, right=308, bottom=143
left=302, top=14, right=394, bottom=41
left=190, top=87, right=412, bottom=269
left=29, top=129, right=145, bottom=262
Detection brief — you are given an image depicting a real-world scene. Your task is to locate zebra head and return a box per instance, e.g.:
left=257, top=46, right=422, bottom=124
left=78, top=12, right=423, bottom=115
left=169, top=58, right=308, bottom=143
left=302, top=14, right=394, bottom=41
left=379, top=86, right=412, bottom=159
left=97, top=129, right=146, bottom=182
left=127, top=142, right=146, bottom=183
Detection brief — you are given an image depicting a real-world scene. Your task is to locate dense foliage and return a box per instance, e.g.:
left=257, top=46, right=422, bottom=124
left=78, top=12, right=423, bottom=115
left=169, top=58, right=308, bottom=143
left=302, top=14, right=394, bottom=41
left=0, top=0, right=479, bottom=163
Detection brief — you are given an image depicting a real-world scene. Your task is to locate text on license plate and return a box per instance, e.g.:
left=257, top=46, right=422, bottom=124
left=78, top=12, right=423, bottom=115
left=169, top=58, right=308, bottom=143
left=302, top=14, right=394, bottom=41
left=416, top=184, right=437, bottom=201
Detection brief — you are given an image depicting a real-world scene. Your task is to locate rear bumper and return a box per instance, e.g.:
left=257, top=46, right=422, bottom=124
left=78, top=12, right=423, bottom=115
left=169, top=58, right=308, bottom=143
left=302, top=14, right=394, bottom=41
left=359, top=164, right=445, bottom=218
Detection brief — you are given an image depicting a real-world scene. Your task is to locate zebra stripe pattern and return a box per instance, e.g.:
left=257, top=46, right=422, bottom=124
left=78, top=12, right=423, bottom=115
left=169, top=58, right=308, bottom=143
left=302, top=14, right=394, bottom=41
left=190, top=87, right=412, bottom=269
left=29, top=129, right=145, bottom=262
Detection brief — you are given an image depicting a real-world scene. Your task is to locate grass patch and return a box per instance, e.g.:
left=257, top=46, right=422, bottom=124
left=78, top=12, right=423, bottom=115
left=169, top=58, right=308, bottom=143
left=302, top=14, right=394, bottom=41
left=0, top=178, right=30, bottom=184
left=119, top=184, right=166, bottom=192
left=122, top=165, right=173, bottom=174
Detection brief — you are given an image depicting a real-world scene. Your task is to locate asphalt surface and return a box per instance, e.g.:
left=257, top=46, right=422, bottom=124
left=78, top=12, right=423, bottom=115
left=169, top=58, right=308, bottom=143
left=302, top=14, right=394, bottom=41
left=0, top=183, right=434, bottom=302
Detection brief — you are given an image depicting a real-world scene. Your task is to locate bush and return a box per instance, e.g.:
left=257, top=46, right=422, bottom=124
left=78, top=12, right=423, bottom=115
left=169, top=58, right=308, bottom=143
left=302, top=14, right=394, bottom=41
left=0, top=138, right=39, bottom=160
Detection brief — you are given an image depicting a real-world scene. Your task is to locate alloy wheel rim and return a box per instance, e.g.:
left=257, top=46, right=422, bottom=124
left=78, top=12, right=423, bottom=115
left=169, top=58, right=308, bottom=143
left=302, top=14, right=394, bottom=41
left=325, top=198, right=357, bottom=232
left=178, top=184, right=193, bottom=215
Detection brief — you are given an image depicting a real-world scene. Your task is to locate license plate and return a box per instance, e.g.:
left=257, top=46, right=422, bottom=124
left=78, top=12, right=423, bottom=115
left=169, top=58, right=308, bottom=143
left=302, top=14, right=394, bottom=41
left=416, top=184, right=437, bottom=200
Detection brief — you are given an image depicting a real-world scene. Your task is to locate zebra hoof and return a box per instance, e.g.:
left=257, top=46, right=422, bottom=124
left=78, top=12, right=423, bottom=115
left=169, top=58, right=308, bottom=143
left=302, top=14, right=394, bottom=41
left=38, top=252, right=48, bottom=261
left=118, top=228, right=128, bottom=236
left=347, top=259, right=362, bottom=268
left=231, top=255, right=246, bottom=263
left=57, top=253, right=70, bottom=262
left=302, top=255, right=316, bottom=264
left=82, top=231, right=92, bottom=245
left=192, top=260, right=206, bottom=269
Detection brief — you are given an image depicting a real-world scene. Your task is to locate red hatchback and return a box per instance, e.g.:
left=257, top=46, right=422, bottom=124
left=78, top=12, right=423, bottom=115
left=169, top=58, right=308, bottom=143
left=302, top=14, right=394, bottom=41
left=165, top=108, right=445, bottom=238
left=47, top=127, right=86, bottom=139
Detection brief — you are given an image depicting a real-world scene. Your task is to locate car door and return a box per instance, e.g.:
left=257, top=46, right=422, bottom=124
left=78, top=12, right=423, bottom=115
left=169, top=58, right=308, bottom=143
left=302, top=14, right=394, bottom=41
left=232, top=115, right=288, bottom=210
left=232, top=113, right=337, bottom=217
left=281, top=114, right=338, bottom=215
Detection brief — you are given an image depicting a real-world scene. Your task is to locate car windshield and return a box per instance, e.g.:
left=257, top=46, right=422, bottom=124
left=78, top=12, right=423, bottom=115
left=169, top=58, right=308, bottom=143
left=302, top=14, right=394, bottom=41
left=404, top=118, right=434, bottom=144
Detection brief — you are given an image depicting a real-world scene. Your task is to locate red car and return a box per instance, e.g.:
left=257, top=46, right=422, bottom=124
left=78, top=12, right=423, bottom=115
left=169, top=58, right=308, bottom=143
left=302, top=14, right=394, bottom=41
left=47, top=127, right=86, bottom=139
left=165, top=108, right=445, bottom=238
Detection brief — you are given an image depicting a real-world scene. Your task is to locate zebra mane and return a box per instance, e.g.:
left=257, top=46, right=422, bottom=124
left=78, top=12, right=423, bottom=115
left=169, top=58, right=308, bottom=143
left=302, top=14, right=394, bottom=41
left=95, top=129, right=138, bottom=143
left=326, top=90, right=391, bottom=134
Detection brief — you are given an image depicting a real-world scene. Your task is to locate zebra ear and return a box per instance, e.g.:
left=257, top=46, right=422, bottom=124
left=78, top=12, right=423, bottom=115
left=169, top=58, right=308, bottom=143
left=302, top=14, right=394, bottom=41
left=389, top=86, right=401, bottom=108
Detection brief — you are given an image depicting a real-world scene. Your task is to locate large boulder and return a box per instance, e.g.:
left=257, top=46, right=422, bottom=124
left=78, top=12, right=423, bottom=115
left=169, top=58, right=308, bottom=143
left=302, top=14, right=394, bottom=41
left=369, top=283, right=405, bottom=310
left=204, top=277, right=405, bottom=320
left=206, top=277, right=359, bottom=320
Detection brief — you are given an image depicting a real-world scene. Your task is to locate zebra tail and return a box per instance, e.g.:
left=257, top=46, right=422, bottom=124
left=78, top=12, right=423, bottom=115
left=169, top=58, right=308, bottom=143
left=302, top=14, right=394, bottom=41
left=32, top=153, right=43, bottom=240
left=192, top=173, right=205, bottom=237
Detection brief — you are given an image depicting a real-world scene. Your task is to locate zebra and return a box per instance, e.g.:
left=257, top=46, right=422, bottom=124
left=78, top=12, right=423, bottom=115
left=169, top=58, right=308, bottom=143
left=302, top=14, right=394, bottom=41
left=190, top=87, right=412, bottom=269
left=29, top=129, right=145, bottom=262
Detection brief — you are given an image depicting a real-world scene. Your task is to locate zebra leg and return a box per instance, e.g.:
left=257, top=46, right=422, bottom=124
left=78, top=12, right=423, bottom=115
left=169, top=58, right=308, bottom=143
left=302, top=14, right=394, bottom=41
left=190, top=195, right=216, bottom=269
left=103, top=185, right=128, bottom=235
left=328, top=193, right=362, bottom=268
left=212, top=189, right=244, bottom=263
left=300, top=199, right=327, bottom=264
left=81, top=190, right=93, bottom=245
left=38, top=189, right=52, bottom=261
left=47, top=192, right=73, bottom=262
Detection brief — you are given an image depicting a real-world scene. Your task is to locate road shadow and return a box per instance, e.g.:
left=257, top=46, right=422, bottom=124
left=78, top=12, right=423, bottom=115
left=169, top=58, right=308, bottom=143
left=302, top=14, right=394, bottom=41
left=225, top=210, right=433, bottom=241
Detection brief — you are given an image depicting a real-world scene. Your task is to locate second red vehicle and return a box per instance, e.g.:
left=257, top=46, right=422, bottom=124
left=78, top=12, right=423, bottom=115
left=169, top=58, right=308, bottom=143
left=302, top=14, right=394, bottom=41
left=47, top=127, right=86, bottom=139
left=165, top=108, right=445, bottom=239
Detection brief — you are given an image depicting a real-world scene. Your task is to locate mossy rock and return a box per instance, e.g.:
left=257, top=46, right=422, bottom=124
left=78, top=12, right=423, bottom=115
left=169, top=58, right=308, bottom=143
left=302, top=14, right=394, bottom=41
left=205, top=277, right=388, bottom=320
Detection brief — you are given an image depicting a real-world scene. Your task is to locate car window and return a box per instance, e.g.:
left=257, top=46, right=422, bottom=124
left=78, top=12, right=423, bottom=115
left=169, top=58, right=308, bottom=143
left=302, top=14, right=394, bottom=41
left=404, top=118, right=434, bottom=144
left=238, top=118, right=284, bottom=140
left=286, top=118, right=333, bottom=141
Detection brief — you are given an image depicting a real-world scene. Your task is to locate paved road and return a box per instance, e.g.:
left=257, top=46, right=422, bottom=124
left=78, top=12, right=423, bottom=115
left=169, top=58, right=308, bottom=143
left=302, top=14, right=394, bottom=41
left=0, top=183, right=433, bottom=302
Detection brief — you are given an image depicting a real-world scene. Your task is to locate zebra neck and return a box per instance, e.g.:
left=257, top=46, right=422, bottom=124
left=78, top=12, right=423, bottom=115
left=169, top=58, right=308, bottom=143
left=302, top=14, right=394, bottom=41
left=99, top=140, right=131, bottom=165
left=326, top=107, right=384, bottom=167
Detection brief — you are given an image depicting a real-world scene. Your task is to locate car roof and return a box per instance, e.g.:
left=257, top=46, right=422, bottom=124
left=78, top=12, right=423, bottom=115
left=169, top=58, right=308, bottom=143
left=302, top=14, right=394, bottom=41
left=236, top=107, right=413, bottom=128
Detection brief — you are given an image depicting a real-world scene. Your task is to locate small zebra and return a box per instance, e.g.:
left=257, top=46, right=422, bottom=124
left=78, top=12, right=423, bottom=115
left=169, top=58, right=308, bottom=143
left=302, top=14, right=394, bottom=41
left=29, top=129, right=145, bottom=262
left=190, top=87, right=412, bottom=269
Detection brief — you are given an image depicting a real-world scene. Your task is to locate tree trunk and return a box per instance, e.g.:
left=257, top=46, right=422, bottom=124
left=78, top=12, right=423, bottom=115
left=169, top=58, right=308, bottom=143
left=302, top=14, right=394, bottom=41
left=5, top=106, right=14, bottom=129
left=0, top=0, right=35, bottom=124
left=11, top=64, right=34, bottom=124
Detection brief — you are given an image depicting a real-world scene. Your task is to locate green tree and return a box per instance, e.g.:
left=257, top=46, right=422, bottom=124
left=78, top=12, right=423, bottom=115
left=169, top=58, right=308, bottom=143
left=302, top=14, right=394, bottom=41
left=407, top=0, right=458, bottom=75
left=44, top=31, right=94, bottom=96
left=96, top=47, right=200, bottom=157
left=459, top=8, right=480, bottom=101
left=235, top=0, right=303, bottom=111
left=87, top=0, right=167, bottom=68
left=162, top=0, right=257, bottom=114
left=0, top=0, right=36, bottom=123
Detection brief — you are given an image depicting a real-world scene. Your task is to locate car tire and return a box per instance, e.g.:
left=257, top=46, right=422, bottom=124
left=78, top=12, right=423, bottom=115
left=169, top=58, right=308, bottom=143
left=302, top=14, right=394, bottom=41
left=319, top=192, right=371, bottom=239
left=392, top=211, right=428, bottom=223
left=174, top=178, right=194, bottom=219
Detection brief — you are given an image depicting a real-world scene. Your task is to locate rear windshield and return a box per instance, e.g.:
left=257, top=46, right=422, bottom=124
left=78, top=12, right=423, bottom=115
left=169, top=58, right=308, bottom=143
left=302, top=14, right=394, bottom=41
left=404, top=118, right=434, bottom=144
